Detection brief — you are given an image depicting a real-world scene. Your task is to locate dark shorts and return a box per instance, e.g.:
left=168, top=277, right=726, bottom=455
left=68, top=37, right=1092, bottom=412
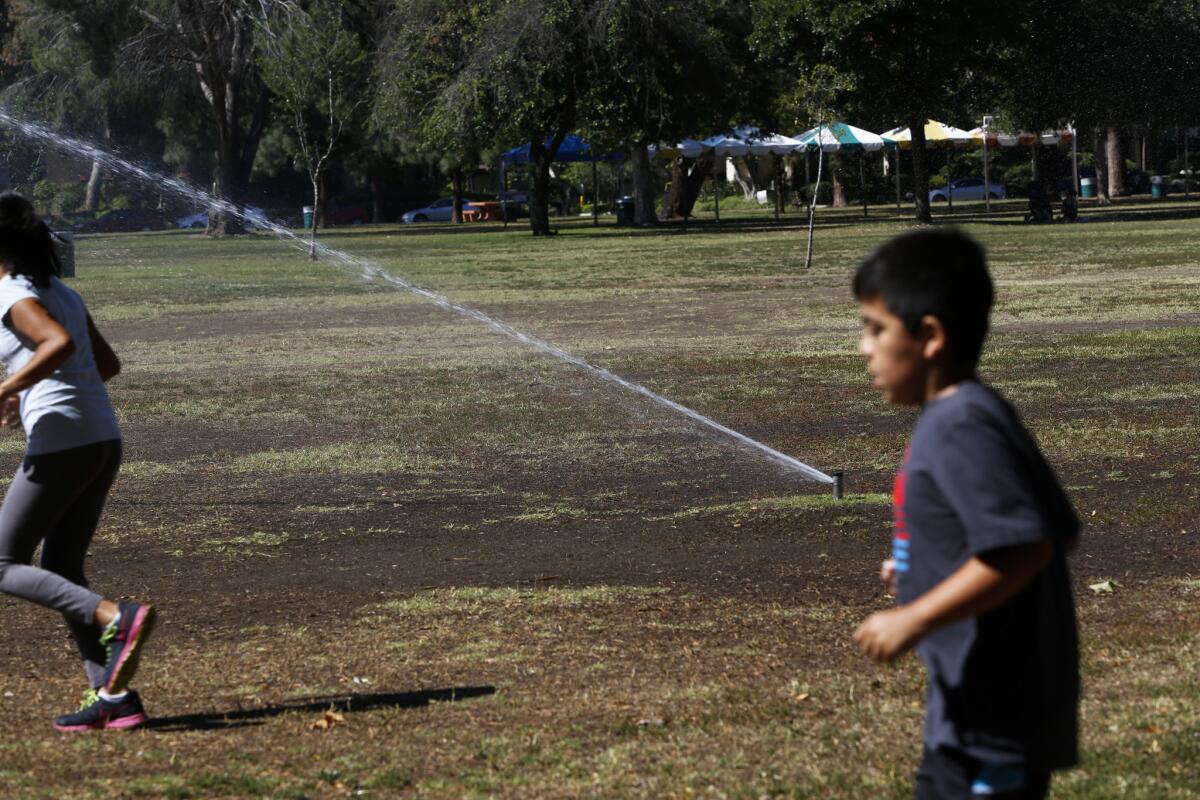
left=915, top=747, right=1051, bottom=800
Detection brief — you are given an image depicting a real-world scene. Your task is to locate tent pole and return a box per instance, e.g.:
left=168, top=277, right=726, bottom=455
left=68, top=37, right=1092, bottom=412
left=946, top=148, right=953, bottom=213
left=500, top=158, right=508, bottom=228
left=592, top=160, right=598, bottom=227
left=983, top=117, right=991, bottom=214
left=1070, top=122, right=1079, bottom=200
left=860, top=151, right=868, bottom=218
left=774, top=155, right=781, bottom=223
left=1186, top=129, right=1191, bottom=200
left=894, top=148, right=902, bottom=213
left=714, top=155, right=721, bottom=223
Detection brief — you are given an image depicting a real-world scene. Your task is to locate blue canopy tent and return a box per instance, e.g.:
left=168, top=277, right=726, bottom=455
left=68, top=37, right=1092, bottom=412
left=501, top=135, right=624, bottom=226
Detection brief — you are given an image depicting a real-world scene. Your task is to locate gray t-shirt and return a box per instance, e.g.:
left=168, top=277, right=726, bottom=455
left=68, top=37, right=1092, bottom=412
left=892, top=381, right=1079, bottom=769
left=0, top=274, right=120, bottom=455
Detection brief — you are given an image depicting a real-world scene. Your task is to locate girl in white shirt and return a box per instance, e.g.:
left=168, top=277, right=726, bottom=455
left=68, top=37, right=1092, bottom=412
left=0, top=193, right=155, bottom=731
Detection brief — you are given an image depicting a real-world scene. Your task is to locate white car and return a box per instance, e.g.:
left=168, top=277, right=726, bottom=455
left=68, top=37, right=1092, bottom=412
left=929, top=179, right=1006, bottom=202
left=401, top=198, right=455, bottom=223
left=176, top=206, right=267, bottom=229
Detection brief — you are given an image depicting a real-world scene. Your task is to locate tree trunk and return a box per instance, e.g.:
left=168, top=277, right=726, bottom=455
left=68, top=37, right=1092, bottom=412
left=775, top=157, right=787, bottom=217
left=1093, top=128, right=1110, bottom=203
left=370, top=174, right=383, bottom=223
left=84, top=160, right=103, bottom=213
left=1031, top=141, right=1041, bottom=182
left=84, top=104, right=111, bottom=212
left=529, top=139, right=557, bottom=236
left=910, top=118, right=932, bottom=223
left=451, top=168, right=465, bottom=224
left=831, top=154, right=847, bottom=207
left=1106, top=127, right=1125, bottom=197
left=663, top=153, right=715, bottom=219
left=630, top=143, right=656, bottom=226
left=309, top=172, right=320, bottom=260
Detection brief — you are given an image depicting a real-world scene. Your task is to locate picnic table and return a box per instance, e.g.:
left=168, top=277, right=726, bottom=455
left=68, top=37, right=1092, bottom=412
left=464, top=201, right=502, bottom=221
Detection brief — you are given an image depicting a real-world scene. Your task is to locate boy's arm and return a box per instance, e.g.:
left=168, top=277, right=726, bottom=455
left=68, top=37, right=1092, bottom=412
left=854, top=540, right=1052, bottom=663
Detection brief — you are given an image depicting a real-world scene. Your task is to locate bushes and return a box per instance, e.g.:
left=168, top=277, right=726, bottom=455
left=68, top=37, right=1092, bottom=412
left=30, top=180, right=85, bottom=216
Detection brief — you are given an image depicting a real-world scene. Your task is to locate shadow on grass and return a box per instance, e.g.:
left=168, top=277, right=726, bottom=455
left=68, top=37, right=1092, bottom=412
left=144, top=685, right=496, bottom=732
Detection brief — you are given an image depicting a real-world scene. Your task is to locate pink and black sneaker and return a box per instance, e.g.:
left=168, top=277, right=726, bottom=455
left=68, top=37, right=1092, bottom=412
left=100, top=601, right=156, bottom=694
left=54, top=689, right=148, bottom=732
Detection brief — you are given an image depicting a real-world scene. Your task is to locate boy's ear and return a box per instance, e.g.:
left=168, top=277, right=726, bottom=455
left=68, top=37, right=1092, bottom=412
left=919, top=314, right=948, bottom=362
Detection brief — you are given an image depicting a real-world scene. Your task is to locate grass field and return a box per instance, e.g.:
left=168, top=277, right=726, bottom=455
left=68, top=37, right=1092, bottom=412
left=0, top=199, right=1197, bottom=798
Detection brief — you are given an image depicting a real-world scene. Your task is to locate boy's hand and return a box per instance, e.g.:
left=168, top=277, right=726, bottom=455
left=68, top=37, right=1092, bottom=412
left=880, top=558, right=897, bottom=595
left=853, top=606, right=928, bottom=662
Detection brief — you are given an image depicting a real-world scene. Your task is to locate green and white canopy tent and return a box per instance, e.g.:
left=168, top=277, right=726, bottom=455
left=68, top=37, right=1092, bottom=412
left=793, top=123, right=897, bottom=266
left=797, top=122, right=896, bottom=216
left=796, top=122, right=892, bottom=153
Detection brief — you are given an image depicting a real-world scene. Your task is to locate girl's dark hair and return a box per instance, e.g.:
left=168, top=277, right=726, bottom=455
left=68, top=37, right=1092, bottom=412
left=853, top=228, right=994, bottom=370
left=0, top=192, right=61, bottom=288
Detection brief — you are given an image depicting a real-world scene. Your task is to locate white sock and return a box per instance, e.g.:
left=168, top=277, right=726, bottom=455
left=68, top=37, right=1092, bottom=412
left=104, top=609, right=121, bottom=629
left=98, top=689, right=127, bottom=702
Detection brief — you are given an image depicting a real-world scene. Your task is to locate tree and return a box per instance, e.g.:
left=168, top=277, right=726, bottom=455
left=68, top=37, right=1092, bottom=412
left=374, top=0, right=494, bottom=225
left=380, top=0, right=605, bottom=236
left=581, top=0, right=762, bottom=226
left=133, top=0, right=278, bottom=235
left=753, top=1, right=1020, bottom=223
left=5, top=0, right=145, bottom=210
left=260, top=1, right=368, bottom=257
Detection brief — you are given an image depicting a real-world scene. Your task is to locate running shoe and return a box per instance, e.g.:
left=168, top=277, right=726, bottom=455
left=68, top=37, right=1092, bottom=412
left=100, top=601, right=156, bottom=693
left=54, top=689, right=148, bottom=732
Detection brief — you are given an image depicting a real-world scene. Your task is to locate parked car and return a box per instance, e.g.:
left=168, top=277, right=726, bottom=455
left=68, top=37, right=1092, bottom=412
left=401, top=197, right=455, bottom=223
left=928, top=178, right=1006, bottom=202
left=176, top=206, right=268, bottom=230
left=75, top=209, right=169, bottom=233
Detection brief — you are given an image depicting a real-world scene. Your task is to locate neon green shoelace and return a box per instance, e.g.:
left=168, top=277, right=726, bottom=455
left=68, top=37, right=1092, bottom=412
left=76, top=689, right=100, bottom=711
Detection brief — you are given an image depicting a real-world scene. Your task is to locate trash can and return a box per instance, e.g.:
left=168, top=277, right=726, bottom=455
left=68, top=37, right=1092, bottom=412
left=1151, top=176, right=1167, bottom=199
left=302, top=205, right=315, bottom=229
left=615, top=196, right=635, bottom=226
left=50, top=231, right=74, bottom=278
left=1079, top=177, right=1096, bottom=198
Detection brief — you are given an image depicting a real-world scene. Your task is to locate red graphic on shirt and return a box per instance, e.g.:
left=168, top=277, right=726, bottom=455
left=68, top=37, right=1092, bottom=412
left=893, top=447, right=910, bottom=539
left=892, top=447, right=911, bottom=573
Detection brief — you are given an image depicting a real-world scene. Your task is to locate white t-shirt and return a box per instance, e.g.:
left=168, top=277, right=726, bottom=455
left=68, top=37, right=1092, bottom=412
left=0, top=274, right=120, bottom=455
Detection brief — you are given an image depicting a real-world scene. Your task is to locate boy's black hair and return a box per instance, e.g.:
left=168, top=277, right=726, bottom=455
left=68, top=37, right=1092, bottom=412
left=853, top=228, right=993, bottom=370
left=0, top=192, right=61, bottom=288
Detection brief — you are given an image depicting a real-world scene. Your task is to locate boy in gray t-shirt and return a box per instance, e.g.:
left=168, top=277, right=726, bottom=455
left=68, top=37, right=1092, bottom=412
left=851, top=229, right=1080, bottom=799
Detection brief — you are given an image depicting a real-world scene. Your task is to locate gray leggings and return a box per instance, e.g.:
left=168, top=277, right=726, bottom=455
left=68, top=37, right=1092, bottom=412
left=0, top=439, right=121, bottom=688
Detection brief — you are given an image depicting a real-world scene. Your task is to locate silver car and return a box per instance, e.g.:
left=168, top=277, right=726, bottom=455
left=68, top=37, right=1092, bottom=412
left=929, top=178, right=1006, bottom=202
left=401, top=198, right=455, bottom=223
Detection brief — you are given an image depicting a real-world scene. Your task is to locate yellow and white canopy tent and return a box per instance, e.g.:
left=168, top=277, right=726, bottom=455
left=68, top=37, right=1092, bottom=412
left=880, top=121, right=975, bottom=211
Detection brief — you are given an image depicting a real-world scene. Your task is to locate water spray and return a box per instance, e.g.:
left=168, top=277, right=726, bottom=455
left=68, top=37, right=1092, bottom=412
left=0, top=109, right=843, bottom=493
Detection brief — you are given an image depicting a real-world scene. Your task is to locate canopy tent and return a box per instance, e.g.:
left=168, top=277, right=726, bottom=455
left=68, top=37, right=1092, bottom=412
left=699, top=134, right=751, bottom=222
left=700, top=133, right=751, bottom=157
left=648, top=139, right=706, bottom=160
left=793, top=122, right=894, bottom=221
left=966, top=128, right=1075, bottom=148
left=796, top=122, right=891, bottom=153
left=500, top=134, right=623, bottom=165
left=965, top=126, right=1080, bottom=210
left=880, top=121, right=973, bottom=212
left=881, top=120, right=973, bottom=149
left=499, top=134, right=623, bottom=228
left=733, top=128, right=808, bottom=221
left=732, top=126, right=806, bottom=156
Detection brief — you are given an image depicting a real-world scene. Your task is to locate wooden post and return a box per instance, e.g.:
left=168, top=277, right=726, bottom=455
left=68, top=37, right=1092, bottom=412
left=860, top=151, right=868, bottom=218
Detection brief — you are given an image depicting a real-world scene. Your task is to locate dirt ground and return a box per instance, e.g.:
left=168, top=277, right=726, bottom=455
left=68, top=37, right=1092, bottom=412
left=0, top=215, right=1196, bottom=797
